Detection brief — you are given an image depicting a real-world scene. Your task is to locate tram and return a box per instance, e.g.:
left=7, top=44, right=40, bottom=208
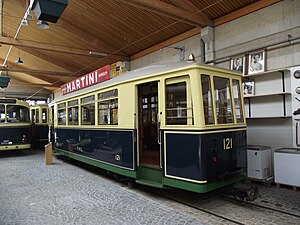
left=30, top=104, right=49, bottom=148
left=52, top=62, right=247, bottom=193
left=0, top=98, right=31, bottom=151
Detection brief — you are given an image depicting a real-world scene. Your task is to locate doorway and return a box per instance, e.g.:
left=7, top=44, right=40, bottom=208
left=138, top=81, right=160, bottom=167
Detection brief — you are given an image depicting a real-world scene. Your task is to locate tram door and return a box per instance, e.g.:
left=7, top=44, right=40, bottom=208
left=138, top=81, right=160, bottom=167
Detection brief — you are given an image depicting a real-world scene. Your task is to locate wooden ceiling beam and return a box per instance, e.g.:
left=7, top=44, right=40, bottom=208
left=117, top=0, right=209, bottom=27
left=9, top=82, right=60, bottom=88
left=0, top=67, right=76, bottom=77
left=0, top=36, right=128, bottom=61
left=19, top=47, right=82, bottom=73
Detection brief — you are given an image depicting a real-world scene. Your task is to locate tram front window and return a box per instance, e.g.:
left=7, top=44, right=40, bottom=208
left=233, top=80, right=244, bottom=123
left=201, top=75, right=214, bottom=125
left=6, top=105, right=30, bottom=123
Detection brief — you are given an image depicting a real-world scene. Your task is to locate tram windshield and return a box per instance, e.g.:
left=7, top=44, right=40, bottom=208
left=6, top=105, right=30, bottom=123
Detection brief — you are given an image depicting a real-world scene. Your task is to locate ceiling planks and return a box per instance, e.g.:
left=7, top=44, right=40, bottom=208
left=117, top=0, right=210, bottom=27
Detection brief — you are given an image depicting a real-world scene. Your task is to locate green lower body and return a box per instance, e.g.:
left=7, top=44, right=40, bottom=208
left=54, top=148, right=245, bottom=193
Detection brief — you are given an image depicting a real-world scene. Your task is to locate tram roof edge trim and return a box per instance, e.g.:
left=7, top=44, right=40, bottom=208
left=53, top=62, right=241, bottom=103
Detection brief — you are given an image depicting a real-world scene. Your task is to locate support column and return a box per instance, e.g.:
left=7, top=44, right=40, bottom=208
left=201, top=26, right=215, bottom=64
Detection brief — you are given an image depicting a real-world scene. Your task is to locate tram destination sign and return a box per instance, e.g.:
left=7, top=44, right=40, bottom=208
left=61, top=65, right=110, bottom=95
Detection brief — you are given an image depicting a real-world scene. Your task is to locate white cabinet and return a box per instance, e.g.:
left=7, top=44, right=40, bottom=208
left=274, top=148, right=300, bottom=187
left=247, top=145, right=272, bottom=180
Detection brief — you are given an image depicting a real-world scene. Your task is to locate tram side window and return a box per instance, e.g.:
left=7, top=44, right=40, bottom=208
left=201, top=75, right=214, bottom=125
left=6, top=105, right=30, bottom=123
left=57, top=103, right=66, bottom=125
left=233, top=80, right=244, bottom=123
left=42, top=108, right=47, bottom=123
left=98, top=89, right=118, bottom=125
left=213, top=77, right=233, bottom=124
left=0, top=105, right=5, bottom=122
left=166, top=81, right=193, bottom=125
left=81, top=95, right=95, bottom=125
left=36, top=109, right=40, bottom=123
left=68, top=100, right=79, bottom=125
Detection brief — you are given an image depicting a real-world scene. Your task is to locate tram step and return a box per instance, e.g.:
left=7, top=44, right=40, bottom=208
left=136, top=179, right=163, bottom=189
left=137, top=166, right=163, bottom=188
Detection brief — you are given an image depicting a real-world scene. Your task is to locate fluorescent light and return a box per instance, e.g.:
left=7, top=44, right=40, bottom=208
left=89, top=51, right=108, bottom=57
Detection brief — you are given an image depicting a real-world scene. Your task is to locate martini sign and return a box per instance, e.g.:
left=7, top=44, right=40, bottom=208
left=61, top=65, right=110, bottom=95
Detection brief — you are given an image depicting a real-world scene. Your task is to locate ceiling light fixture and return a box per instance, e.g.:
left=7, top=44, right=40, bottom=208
left=36, top=20, right=49, bottom=30
left=89, top=51, right=108, bottom=57
left=187, top=54, right=196, bottom=63
left=15, top=49, right=23, bottom=64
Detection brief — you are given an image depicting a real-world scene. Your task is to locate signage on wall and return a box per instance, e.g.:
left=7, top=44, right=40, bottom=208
left=61, top=65, right=110, bottom=95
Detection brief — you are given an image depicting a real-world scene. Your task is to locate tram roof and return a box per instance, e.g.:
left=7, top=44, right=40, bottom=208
left=51, top=62, right=241, bottom=104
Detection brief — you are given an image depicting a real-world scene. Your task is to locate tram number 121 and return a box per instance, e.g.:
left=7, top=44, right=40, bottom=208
left=223, top=138, right=233, bottom=150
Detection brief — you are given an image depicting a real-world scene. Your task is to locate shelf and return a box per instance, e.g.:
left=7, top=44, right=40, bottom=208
left=246, top=116, right=292, bottom=119
left=244, top=92, right=291, bottom=98
left=243, top=68, right=289, bottom=78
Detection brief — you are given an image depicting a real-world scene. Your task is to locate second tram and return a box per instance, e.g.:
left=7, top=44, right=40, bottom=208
left=0, top=98, right=31, bottom=151
left=52, top=62, right=247, bottom=193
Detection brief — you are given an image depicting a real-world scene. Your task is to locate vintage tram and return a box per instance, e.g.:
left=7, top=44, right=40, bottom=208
left=30, top=104, right=50, bottom=148
left=52, top=62, right=247, bottom=193
left=0, top=98, right=31, bottom=151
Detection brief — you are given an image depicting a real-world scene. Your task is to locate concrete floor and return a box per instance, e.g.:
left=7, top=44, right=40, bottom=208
left=0, top=149, right=300, bottom=225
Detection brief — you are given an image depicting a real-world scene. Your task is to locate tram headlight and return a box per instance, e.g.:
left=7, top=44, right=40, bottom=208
left=22, top=134, right=28, bottom=144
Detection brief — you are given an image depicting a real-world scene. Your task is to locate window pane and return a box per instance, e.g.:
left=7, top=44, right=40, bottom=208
left=58, top=109, right=66, bottom=125
left=6, top=105, right=30, bottom=123
left=213, top=77, right=233, bottom=124
left=0, top=105, right=5, bottom=123
left=81, top=95, right=95, bottom=104
left=166, top=82, right=189, bottom=125
left=58, top=103, right=66, bottom=109
left=98, top=89, right=118, bottom=125
left=99, top=89, right=118, bottom=100
left=68, top=106, right=79, bottom=125
left=68, top=100, right=78, bottom=107
left=36, top=109, right=40, bottom=123
left=42, top=108, right=47, bottom=123
left=81, top=103, right=95, bottom=125
left=98, top=99, right=118, bottom=125
left=233, top=80, right=244, bottom=123
left=201, top=75, right=214, bottom=125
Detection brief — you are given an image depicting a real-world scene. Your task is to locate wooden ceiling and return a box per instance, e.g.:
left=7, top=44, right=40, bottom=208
left=0, top=0, right=280, bottom=100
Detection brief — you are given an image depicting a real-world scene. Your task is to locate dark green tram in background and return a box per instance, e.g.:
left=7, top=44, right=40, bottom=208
left=52, top=62, right=247, bottom=193
left=0, top=98, right=31, bottom=151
